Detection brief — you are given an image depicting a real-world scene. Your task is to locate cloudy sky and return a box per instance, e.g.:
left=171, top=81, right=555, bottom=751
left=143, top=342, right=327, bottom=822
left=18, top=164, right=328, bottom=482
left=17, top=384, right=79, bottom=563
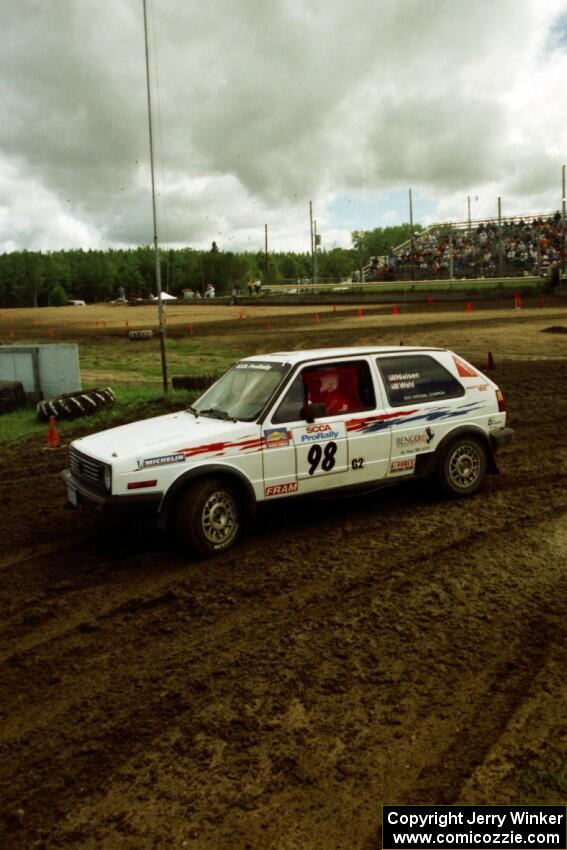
left=2, top=0, right=567, bottom=254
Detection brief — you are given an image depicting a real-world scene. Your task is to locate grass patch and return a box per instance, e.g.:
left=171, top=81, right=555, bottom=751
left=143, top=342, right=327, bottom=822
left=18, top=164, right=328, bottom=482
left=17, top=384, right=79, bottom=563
left=0, top=384, right=201, bottom=446
left=0, top=336, right=246, bottom=446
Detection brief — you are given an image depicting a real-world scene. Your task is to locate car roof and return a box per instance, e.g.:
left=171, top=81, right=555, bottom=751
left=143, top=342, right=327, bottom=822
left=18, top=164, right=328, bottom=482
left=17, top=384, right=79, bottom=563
left=241, top=346, right=446, bottom=366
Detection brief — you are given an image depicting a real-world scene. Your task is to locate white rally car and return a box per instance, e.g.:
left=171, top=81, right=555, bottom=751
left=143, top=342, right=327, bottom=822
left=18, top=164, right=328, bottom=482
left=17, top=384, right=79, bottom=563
left=63, top=346, right=513, bottom=557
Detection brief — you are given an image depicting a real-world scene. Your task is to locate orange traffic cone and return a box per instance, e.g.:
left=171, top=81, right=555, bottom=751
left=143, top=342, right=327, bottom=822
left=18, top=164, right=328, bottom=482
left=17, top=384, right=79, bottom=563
left=466, top=302, right=473, bottom=313
left=426, top=296, right=433, bottom=307
left=47, top=416, right=60, bottom=449
left=357, top=307, right=363, bottom=318
left=392, top=305, right=399, bottom=316
left=332, top=304, right=337, bottom=313
left=238, top=310, right=244, bottom=320
left=514, top=293, right=522, bottom=309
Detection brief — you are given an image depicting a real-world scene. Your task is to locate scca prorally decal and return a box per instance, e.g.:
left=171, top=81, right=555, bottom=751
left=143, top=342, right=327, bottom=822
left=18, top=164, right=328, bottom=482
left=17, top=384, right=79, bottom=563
left=301, top=423, right=340, bottom=442
left=178, top=435, right=263, bottom=459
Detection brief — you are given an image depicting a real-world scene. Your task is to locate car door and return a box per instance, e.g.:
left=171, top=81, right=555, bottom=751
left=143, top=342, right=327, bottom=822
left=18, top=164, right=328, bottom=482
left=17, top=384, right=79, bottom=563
left=374, top=352, right=468, bottom=478
left=261, top=358, right=391, bottom=498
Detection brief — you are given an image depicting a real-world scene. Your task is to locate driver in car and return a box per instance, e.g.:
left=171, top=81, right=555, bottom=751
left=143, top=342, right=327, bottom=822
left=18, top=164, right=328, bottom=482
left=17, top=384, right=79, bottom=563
left=315, top=370, right=349, bottom=415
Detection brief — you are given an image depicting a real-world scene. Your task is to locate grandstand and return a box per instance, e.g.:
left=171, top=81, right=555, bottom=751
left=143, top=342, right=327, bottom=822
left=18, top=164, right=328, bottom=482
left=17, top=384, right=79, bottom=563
left=364, top=211, right=565, bottom=283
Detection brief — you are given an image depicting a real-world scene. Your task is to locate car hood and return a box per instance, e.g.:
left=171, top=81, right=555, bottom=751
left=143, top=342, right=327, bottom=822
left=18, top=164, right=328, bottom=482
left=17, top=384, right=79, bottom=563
left=72, top=411, right=258, bottom=464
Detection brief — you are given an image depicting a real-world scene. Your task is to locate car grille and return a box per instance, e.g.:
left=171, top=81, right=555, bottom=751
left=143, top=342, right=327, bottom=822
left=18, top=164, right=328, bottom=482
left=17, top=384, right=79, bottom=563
left=69, top=447, right=105, bottom=492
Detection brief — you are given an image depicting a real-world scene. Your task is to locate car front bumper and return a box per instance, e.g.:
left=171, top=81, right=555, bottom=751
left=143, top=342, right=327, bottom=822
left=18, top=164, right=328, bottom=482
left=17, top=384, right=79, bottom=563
left=62, top=469, right=162, bottom=516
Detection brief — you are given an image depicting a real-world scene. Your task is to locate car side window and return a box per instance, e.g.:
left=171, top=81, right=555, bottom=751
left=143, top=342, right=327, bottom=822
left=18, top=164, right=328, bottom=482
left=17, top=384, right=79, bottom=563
left=272, top=374, right=306, bottom=424
left=376, top=355, right=465, bottom=406
left=272, top=360, right=375, bottom=423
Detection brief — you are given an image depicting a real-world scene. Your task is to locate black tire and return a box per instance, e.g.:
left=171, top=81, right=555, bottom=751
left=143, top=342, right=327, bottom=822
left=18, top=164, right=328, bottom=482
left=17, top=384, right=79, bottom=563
left=174, top=477, right=240, bottom=557
left=437, top=435, right=487, bottom=498
left=0, top=380, right=26, bottom=414
left=36, top=387, right=115, bottom=421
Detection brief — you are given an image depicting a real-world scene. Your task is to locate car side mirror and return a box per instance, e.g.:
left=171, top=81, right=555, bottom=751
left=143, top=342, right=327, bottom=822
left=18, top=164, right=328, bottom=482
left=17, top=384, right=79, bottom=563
left=303, top=402, right=327, bottom=423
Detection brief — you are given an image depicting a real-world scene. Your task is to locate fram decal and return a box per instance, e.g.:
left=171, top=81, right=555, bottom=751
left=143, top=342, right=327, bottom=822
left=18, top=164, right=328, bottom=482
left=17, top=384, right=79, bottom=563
left=264, top=428, right=290, bottom=448
left=265, top=482, right=299, bottom=496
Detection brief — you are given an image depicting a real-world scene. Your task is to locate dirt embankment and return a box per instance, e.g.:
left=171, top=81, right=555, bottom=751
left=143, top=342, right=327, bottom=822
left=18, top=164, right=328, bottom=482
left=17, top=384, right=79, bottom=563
left=0, top=334, right=566, bottom=849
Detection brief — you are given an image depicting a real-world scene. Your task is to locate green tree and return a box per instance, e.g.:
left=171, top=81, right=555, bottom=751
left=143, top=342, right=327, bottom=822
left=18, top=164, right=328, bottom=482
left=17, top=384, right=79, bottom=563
left=48, top=284, right=68, bottom=306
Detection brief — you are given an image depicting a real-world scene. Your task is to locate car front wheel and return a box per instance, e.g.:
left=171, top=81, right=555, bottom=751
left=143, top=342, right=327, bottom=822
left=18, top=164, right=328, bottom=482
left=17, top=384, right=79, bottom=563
left=174, top=477, right=240, bottom=557
left=437, top=436, right=487, bottom=498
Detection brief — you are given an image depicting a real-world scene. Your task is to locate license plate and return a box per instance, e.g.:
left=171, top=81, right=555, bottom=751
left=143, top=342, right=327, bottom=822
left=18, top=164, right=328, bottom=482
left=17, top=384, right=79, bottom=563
left=67, top=482, right=78, bottom=507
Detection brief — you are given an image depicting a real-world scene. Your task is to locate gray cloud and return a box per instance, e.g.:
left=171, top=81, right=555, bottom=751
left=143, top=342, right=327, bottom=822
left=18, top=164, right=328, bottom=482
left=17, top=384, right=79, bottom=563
left=2, top=0, right=567, bottom=251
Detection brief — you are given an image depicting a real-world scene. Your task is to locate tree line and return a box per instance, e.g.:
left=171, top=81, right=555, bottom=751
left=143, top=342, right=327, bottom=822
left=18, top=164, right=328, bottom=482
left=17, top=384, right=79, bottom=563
left=0, top=224, right=418, bottom=307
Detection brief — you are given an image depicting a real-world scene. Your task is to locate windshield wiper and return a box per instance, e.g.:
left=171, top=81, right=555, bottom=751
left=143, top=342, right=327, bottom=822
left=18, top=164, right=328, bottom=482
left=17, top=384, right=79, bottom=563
left=187, top=405, right=199, bottom=416
left=198, top=407, right=237, bottom=422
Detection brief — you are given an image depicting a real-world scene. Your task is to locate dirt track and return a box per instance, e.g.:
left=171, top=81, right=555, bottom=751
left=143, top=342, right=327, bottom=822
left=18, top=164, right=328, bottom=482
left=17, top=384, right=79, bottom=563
left=1, top=306, right=566, bottom=849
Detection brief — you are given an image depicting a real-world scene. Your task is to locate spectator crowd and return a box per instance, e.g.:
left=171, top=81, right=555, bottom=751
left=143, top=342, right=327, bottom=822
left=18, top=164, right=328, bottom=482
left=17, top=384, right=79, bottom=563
left=368, top=212, right=565, bottom=281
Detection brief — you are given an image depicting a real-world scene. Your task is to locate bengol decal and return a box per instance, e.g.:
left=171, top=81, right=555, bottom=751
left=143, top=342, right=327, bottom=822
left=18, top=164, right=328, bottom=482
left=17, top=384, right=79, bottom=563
left=395, top=426, right=435, bottom=455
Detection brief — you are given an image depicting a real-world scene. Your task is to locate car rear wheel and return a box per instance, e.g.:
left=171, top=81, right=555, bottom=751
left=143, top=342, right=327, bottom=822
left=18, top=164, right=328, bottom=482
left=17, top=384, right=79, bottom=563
left=437, top=436, right=487, bottom=498
left=174, top=477, right=240, bottom=557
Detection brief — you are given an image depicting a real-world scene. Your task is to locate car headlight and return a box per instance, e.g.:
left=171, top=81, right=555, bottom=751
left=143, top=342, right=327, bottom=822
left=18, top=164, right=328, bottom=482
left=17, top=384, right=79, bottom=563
left=103, top=464, right=112, bottom=493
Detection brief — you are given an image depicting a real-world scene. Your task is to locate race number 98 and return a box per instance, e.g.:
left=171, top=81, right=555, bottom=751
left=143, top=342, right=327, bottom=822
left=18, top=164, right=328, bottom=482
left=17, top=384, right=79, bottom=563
left=307, top=441, right=337, bottom=475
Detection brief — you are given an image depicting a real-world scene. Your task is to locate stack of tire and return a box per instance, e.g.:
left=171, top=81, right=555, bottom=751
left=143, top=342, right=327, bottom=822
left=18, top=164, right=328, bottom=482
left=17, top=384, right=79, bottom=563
left=37, top=388, right=115, bottom=421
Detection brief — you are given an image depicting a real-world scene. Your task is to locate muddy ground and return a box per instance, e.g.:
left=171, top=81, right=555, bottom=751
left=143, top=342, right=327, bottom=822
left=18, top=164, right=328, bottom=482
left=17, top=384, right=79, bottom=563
left=0, top=303, right=566, bottom=849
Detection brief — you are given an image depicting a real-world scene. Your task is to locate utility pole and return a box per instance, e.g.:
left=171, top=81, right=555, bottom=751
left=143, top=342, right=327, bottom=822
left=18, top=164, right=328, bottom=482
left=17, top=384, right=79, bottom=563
left=467, top=195, right=471, bottom=235
left=309, top=201, right=315, bottom=285
left=313, top=220, right=319, bottom=285
left=562, top=165, right=566, bottom=275
left=264, top=223, right=268, bottom=281
left=409, top=188, right=414, bottom=281
left=142, top=0, right=168, bottom=393
left=497, top=196, right=504, bottom=278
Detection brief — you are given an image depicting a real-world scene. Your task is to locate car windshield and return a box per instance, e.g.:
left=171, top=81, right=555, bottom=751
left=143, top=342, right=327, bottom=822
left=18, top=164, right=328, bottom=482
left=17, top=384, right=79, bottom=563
left=193, top=361, right=287, bottom=422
